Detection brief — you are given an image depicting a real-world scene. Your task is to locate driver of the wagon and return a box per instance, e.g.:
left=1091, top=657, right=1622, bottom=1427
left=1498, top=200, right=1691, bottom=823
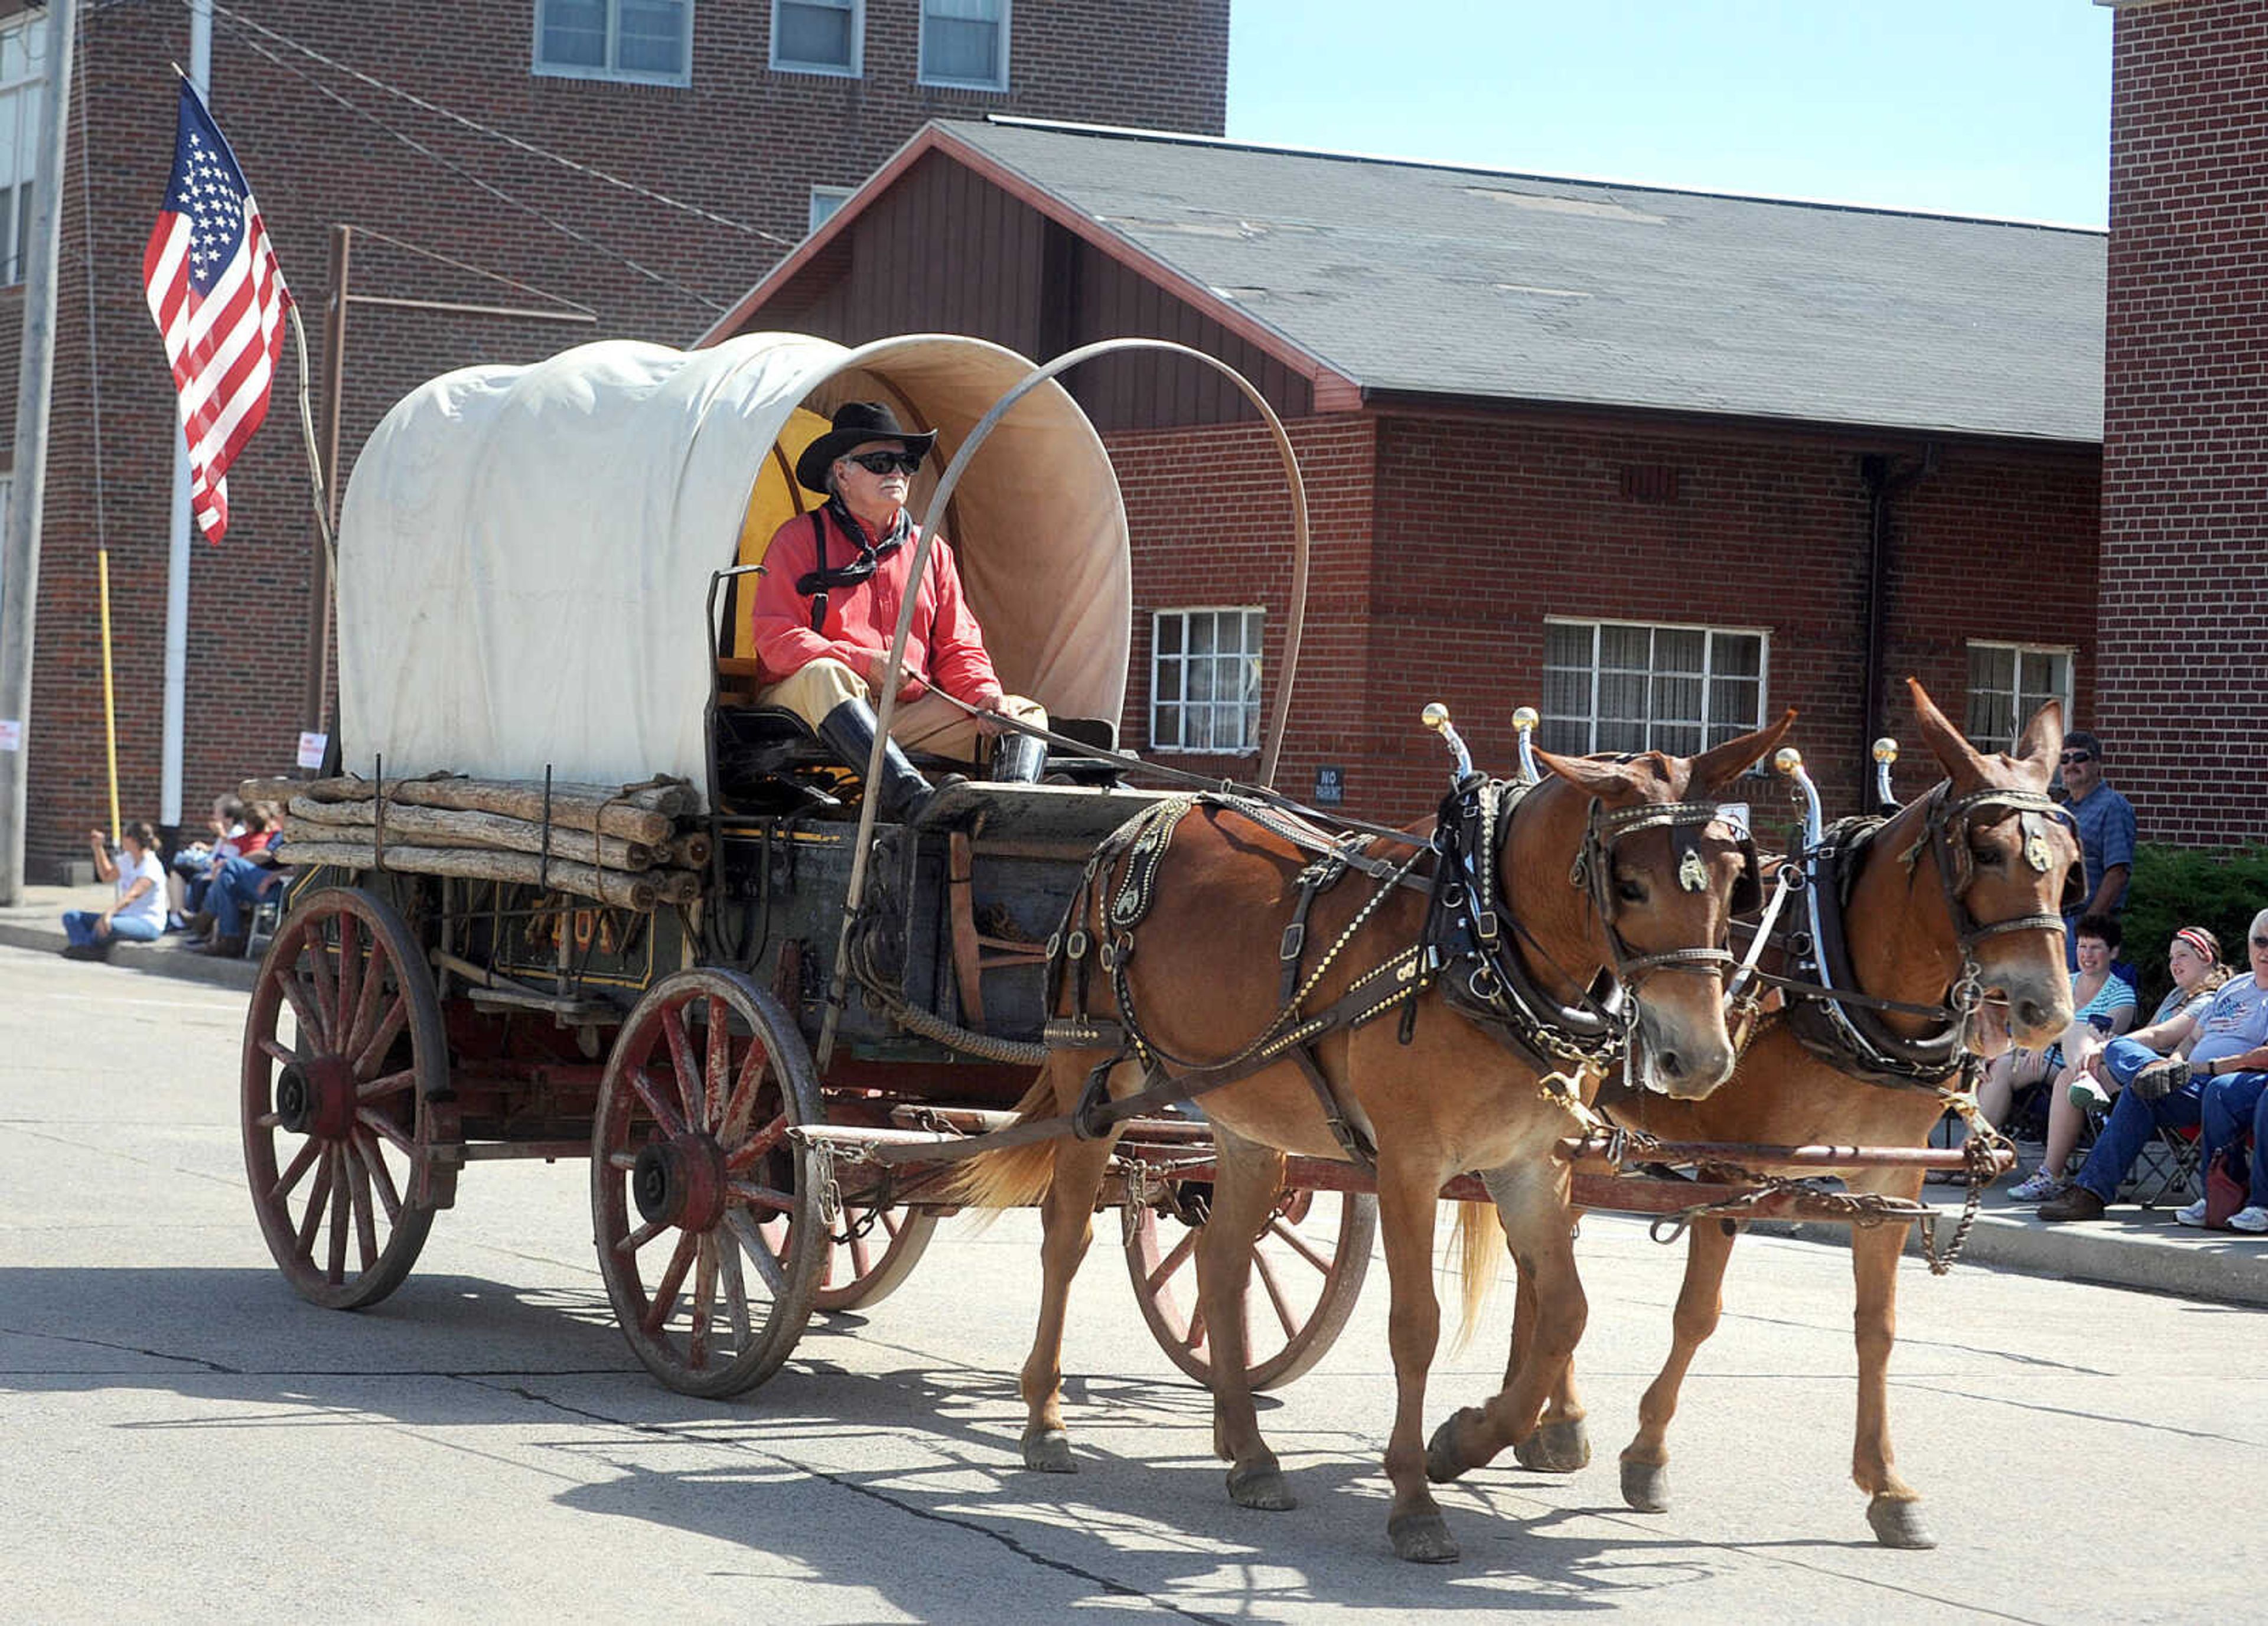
left=746, top=400, right=1049, bottom=820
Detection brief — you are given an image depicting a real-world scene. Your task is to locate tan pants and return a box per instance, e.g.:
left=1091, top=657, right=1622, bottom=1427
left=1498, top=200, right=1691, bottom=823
left=759, top=658, right=1047, bottom=763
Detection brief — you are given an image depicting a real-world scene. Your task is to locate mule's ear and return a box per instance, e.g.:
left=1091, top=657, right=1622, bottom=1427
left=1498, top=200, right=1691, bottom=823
left=1688, top=709, right=1798, bottom=795
left=1908, top=677, right=1982, bottom=778
left=1532, top=748, right=1650, bottom=801
left=2012, top=696, right=2065, bottom=771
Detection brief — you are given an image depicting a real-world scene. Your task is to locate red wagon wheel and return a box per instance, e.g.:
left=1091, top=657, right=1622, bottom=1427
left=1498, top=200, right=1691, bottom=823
left=812, top=1201, right=940, bottom=1313
left=240, top=885, right=453, bottom=1311
left=1126, top=1183, right=1377, bottom=1390
left=591, top=969, right=826, bottom=1397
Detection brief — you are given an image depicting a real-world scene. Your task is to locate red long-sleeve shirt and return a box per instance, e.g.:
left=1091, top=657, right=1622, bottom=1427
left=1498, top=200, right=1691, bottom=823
left=748, top=507, right=1005, bottom=706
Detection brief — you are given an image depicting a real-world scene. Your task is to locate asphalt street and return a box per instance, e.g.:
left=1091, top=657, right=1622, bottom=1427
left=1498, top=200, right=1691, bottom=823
left=2, top=939, right=2260, bottom=1624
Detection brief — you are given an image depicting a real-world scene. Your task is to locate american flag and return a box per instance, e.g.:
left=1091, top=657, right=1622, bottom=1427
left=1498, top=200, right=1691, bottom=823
left=142, top=82, right=291, bottom=545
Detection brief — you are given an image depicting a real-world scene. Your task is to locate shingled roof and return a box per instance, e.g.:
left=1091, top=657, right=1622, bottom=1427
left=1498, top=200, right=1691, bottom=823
left=735, top=118, right=2107, bottom=445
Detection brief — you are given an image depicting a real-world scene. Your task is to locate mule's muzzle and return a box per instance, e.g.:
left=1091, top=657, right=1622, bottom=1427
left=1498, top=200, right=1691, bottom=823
left=2001, top=975, right=2075, bottom=1051
left=1635, top=1007, right=1737, bottom=1099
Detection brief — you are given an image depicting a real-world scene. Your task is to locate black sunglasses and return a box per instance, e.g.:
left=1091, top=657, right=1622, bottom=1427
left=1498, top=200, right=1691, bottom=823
left=2059, top=751, right=2094, bottom=765
left=845, top=450, right=922, bottom=475
left=2253, top=936, right=2268, bottom=950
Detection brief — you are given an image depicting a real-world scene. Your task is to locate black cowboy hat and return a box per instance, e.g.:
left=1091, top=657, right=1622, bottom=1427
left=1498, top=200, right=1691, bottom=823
left=793, top=400, right=939, bottom=494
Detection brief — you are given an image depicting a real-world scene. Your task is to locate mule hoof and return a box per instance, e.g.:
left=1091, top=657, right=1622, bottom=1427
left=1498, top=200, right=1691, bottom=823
left=1513, top=1416, right=1592, bottom=1474
left=1389, top=1511, right=1461, bottom=1564
left=1226, top=1461, right=1297, bottom=1512
left=1867, top=1494, right=1938, bottom=1550
left=1424, top=1414, right=1471, bottom=1484
left=1619, top=1456, right=1670, bottom=1513
left=1021, top=1427, right=1077, bottom=1474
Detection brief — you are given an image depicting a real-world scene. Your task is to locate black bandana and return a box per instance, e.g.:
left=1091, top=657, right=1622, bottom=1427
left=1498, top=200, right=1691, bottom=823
left=796, top=498, right=909, bottom=599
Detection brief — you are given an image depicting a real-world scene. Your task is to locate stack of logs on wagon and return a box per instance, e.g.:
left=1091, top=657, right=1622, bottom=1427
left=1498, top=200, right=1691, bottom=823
left=240, top=775, right=712, bottom=913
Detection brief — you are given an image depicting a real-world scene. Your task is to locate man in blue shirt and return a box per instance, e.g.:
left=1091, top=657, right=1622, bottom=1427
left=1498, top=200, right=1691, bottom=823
left=2058, top=731, right=2136, bottom=969
left=2040, top=910, right=2268, bottom=1229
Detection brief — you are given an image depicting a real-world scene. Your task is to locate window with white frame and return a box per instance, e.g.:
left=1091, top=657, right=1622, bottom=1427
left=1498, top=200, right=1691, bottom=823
left=1542, top=619, right=1767, bottom=756
left=1964, top=641, right=2073, bottom=754
left=0, top=14, right=48, bottom=287
left=533, top=1, right=693, bottom=86
left=807, top=184, right=853, bottom=234
left=773, top=0, right=861, bottom=76
left=920, top=0, right=1009, bottom=90
left=1152, top=608, right=1263, bottom=754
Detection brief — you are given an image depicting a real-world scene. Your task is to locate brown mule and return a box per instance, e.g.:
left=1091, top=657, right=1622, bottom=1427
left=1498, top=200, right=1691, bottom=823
left=959, top=714, right=1795, bottom=1564
left=1457, top=681, right=2077, bottom=1550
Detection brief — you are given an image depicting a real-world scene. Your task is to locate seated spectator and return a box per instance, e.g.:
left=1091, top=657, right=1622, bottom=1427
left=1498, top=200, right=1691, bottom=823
left=2018, top=920, right=2208, bottom=1203
left=1978, top=914, right=2136, bottom=1198
left=195, top=809, right=288, bottom=959
left=177, top=800, right=276, bottom=939
left=2039, top=910, right=2268, bottom=1227
left=167, top=794, right=248, bottom=928
left=61, top=822, right=168, bottom=960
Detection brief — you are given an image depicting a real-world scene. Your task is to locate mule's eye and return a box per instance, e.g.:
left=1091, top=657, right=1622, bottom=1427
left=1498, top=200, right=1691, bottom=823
left=1616, top=878, right=1647, bottom=905
left=1972, top=845, right=2005, bottom=869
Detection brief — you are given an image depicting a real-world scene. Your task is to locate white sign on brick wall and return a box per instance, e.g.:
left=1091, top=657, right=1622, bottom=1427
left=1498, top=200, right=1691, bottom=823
left=296, top=731, right=328, bottom=770
left=0, top=719, right=21, bottom=752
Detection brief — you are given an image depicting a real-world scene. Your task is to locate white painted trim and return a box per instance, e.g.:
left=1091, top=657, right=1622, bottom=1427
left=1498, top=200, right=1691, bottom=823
left=530, top=0, right=695, bottom=88
left=770, top=0, right=863, bottom=79
left=1540, top=615, right=1771, bottom=756
left=806, top=183, right=853, bottom=234
left=918, top=0, right=1011, bottom=93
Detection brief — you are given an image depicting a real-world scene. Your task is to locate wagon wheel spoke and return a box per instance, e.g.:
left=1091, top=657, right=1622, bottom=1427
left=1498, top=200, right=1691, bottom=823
left=294, top=1149, right=336, bottom=1263
left=704, top=995, right=732, bottom=1134
left=269, top=1135, right=322, bottom=1207
left=326, top=1145, right=352, bottom=1283
left=627, top=1067, right=687, bottom=1140
left=846, top=1227, right=873, bottom=1281
left=641, top=1230, right=699, bottom=1336
left=345, top=1139, right=380, bottom=1272
left=343, top=937, right=393, bottom=1062
left=356, top=1067, right=418, bottom=1104
left=354, top=1128, right=403, bottom=1223
left=334, top=915, right=362, bottom=1047
left=304, top=933, right=340, bottom=1050
left=357, top=1106, right=416, bottom=1158
left=1146, top=1224, right=1200, bottom=1293
left=351, top=993, right=410, bottom=1081
left=723, top=1114, right=788, bottom=1172
left=716, top=1233, right=754, bottom=1347
left=719, top=1038, right=770, bottom=1142
left=1268, top=1217, right=1333, bottom=1274
left=256, top=1035, right=298, bottom=1070
left=605, top=1149, right=639, bottom=1172
left=725, top=1209, right=788, bottom=1298
left=687, top=1236, right=719, bottom=1369
left=879, top=1208, right=901, bottom=1239
left=1253, top=1249, right=1298, bottom=1340
left=275, top=962, right=323, bottom=1051
left=660, top=1004, right=702, bottom=1129
left=727, top=1181, right=797, bottom=1214
left=615, top=1214, right=672, bottom=1257
left=1184, top=1301, right=1208, bottom=1355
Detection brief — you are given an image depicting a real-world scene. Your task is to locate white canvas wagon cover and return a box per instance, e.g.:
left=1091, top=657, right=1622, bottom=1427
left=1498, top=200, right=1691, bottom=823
left=337, top=332, right=1132, bottom=798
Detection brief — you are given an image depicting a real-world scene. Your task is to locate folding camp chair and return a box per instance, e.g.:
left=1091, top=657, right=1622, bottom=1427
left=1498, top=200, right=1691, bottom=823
left=2122, top=1120, right=2203, bottom=1210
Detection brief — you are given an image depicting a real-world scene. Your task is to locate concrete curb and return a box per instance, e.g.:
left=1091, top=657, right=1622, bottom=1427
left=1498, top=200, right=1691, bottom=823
left=1754, top=1197, right=2268, bottom=1309
left=0, top=919, right=262, bottom=993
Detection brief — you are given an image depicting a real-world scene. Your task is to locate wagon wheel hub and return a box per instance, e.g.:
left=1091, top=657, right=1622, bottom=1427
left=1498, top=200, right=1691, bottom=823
left=274, top=1055, right=357, bottom=1141
left=633, top=1134, right=728, bottom=1233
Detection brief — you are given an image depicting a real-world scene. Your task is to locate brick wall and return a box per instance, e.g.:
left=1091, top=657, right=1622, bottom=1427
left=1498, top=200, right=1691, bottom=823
left=2099, top=0, right=2268, bottom=846
left=1105, top=410, right=2102, bottom=829
left=9, top=0, right=1228, bottom=876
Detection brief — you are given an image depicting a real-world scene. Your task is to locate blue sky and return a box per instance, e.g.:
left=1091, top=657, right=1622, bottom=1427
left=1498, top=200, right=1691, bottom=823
left=1226, top=1, right=2113, bottom=227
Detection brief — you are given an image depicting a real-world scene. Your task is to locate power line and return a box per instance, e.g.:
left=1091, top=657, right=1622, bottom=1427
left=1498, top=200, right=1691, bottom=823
left=198, top=1, right=794, bottom=251
left=214, top=21, right=728, bottom=313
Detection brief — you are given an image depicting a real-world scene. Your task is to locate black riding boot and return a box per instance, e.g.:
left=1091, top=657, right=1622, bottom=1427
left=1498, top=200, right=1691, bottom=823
left=814, top=698, right=933, bottom=823
left=990, top=730, right=1047, bottom=784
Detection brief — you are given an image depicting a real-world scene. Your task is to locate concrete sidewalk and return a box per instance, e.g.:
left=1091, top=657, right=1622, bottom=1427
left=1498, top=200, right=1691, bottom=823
left=1761, top=1148, right=2268, bottom=1310
left=0, top=882, right=261, bottom=992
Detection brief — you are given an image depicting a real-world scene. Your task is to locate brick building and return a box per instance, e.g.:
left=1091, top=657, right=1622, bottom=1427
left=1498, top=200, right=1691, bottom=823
left=709, top=119, right=2108, bottom=822
left=1, top=0, right=1227, bottom=878
left=2098, top=0, right=2268, bottom=847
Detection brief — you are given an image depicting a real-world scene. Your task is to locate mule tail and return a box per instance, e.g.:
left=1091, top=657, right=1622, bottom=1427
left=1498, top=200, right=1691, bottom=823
left=1449, top=1198, right=1507, bottom=1351
left=945, top=1071, right=1063, bottom=1220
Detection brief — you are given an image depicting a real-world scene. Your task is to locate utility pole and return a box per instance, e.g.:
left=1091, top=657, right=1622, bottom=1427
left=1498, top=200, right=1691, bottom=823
left=0, top=0, right=80, bottom=905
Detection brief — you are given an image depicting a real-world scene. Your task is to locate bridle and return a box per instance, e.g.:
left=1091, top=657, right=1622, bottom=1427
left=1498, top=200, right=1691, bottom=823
left=1567, top=797, right=1761, bottom=992
left=1906, top=782, right=2083, bottom=1016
